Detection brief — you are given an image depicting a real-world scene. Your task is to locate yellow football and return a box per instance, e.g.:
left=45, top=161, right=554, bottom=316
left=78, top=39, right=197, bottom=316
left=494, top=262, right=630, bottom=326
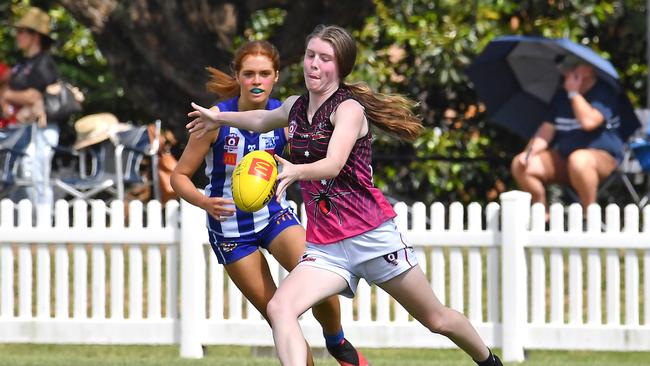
left=232, top=150, right=278, bottom=212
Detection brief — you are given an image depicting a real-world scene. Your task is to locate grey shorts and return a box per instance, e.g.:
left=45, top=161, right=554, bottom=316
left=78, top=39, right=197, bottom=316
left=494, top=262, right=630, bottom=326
left=298, top=220, right=418, bottom=298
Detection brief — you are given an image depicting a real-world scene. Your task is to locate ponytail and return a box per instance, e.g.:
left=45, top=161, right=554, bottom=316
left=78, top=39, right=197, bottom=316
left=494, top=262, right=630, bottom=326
left=205, top=66, right=239, bottom=99
left=343, top=82, right=423, bottom=142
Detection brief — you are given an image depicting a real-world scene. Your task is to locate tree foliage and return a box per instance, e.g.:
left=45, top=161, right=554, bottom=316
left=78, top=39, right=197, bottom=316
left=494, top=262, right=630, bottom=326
left=1, top=0, right=140, bottom=145
left=349, top=0, right=647, bottom=205
left=1, top=0, right=646, bottom=205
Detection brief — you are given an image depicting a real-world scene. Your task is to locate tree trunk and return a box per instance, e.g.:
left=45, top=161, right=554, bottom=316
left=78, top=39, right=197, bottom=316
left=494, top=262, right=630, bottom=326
left=58, top=0, right=373, bottom=141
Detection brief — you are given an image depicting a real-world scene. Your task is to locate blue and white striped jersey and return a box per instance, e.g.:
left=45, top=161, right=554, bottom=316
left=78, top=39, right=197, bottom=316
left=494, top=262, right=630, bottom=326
left=204, top=97, right=290, bottom=240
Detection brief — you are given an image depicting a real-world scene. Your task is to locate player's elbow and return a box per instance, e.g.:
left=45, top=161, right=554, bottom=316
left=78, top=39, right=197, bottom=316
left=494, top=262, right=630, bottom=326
left=322, top=160, right=345, bottom=179
left=169, top=169, right=188, bottom=192
left=253, top=112, right=278, bottom=133
left=252, top=119, right=269, bottom=132
left=320, top=170, right=339, bottom=180
left=169, top=171, right=181, bottom=193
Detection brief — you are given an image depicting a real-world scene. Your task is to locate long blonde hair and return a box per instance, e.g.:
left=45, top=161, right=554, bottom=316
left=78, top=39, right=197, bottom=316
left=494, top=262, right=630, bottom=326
left=306, top=25, right=423, bottom=142
left=205, top=40, right=280, bottom=99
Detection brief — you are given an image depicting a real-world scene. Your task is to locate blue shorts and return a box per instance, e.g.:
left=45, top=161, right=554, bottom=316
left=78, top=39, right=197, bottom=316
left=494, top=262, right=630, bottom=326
left=209, top=208, right=301, bottom=265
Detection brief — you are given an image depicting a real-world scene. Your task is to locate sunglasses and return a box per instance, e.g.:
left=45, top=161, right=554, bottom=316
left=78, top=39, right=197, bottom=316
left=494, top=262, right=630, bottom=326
left=15, top=28, right=36, bottom=35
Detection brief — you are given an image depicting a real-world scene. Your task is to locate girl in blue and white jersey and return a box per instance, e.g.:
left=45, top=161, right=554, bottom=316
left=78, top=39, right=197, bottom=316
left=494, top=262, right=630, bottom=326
left=170, top=40, right=368, bottom=366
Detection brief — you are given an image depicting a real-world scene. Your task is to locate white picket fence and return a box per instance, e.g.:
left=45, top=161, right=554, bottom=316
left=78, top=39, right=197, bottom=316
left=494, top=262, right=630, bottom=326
left=0, top=191, right=649, bottom=362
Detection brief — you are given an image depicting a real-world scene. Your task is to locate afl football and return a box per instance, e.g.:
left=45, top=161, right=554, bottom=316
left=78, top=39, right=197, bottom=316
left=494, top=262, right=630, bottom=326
left=232, top=151, right=278, bottom=212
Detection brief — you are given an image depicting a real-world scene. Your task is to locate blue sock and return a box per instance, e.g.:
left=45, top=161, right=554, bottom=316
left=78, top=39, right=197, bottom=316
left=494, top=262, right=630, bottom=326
left=323, top=329, right=345, bottom=348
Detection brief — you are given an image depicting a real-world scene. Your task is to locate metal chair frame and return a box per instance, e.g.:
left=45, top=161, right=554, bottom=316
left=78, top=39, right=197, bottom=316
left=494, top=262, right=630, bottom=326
left=54, top=120, right=161, bottom=202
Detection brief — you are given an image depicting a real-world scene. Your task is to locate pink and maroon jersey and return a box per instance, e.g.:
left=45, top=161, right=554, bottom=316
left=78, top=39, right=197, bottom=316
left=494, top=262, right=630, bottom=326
left=288, top=87, right=396, bottom=244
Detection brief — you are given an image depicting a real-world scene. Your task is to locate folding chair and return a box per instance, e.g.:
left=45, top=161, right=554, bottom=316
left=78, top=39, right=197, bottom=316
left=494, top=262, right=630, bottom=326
left=54, top=120, right=161, bottom=202
left=595, top=148, right=640, bottom=202
left=628, top=135, right=650, bottom=207
left=114, top=120, right=161, bottom=201
left=0, top=125, right=34, bottom=199
left=54, top=138, right=118, bottom=200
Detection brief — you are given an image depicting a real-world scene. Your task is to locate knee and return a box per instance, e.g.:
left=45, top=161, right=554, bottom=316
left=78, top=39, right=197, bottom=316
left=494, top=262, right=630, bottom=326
left=566, top=150, right=594, bottom=173
left=421, top=311, right=454, bottom=337
left=511, top=154, right=525, bottom=177
left=425, top=317, right=453, bottom=337
left=510, top=155, right=522, bottom=174
left=266, top=294, right=294, bottom=324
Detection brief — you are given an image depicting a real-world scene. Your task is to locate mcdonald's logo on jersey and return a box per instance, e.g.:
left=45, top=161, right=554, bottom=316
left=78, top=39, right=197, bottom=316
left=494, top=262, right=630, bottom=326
left=248, top=158, right=274, bottom=181
left=223, top=153, right=237, bottom=165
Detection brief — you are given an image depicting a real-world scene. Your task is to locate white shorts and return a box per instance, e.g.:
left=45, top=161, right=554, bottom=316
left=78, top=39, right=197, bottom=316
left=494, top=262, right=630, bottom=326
left=298, top=220, right=418, bottom=298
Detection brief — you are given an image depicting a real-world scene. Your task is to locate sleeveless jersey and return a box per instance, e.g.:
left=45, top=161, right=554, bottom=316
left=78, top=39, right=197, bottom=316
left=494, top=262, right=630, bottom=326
left=204, top=97, right=290, bottom=240
left=288, top=87, right=396, bottom=244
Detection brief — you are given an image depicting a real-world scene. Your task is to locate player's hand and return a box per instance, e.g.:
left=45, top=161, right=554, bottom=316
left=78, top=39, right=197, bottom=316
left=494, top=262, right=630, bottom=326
left=274, top=154, right=299, bottom=202
left=201, top=196, right=236, bottom=221
left=187, top=102, right=222, bottom=138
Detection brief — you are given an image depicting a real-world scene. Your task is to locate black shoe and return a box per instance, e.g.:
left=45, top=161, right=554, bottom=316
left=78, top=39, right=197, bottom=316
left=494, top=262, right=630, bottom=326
left=493, top=354, right=503, bottom=366
left=477, top=350, right=502, bottom=366
left=326, top=338, right=370, bottom=366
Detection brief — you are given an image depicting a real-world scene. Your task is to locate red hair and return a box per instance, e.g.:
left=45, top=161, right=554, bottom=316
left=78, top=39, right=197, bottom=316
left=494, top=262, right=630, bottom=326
left=205, top=41, right=280, bottom=99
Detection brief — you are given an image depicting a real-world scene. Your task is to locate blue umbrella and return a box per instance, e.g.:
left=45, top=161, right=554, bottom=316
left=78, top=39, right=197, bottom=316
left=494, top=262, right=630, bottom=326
left=467, top=35, right=640, bottom=140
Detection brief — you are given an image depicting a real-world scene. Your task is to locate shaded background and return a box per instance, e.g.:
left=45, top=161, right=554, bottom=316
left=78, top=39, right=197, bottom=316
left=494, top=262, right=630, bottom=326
left=1, top=0, right=647, bottom=206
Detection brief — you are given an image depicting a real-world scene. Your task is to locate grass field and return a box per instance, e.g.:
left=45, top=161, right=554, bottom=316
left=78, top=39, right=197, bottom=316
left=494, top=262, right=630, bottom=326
left=0, top=344, right=648, bottom=366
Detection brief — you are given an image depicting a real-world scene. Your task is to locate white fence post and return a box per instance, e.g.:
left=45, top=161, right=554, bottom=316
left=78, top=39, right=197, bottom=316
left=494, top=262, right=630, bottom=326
left=499, top=191, right=530, bottom=362
left=0, top=200, right=15, bottom=318
left=35, top=203, right=51, bottom=319
left=179, top=199, right=205, bottom=358
left=165, top=200, right=180, bottom=320
left=17, top=200, right=33, bottom=318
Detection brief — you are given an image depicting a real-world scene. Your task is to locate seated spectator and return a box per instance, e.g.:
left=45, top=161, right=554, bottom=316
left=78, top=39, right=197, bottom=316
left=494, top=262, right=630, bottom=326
left=4, top=7, right=60, bottom=207
left=511, top=55, right=624, bottom=213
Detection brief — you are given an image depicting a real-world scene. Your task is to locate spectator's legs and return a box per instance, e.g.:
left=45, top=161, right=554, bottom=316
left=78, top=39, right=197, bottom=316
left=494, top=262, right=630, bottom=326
left=11, top=123, right=59, bottom=205
left=511, top=149, right=568, bottom=209
left=21, top=123, right=59, bottom=208
left=566, top=149, right=617, bottom=208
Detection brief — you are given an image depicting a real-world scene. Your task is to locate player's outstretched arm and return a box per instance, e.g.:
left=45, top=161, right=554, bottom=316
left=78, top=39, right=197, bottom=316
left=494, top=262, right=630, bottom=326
left=187, top=96, right=299, bottom=137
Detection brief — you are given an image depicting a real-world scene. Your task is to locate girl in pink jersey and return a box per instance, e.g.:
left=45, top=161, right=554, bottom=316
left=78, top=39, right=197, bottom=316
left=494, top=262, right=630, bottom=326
left=187, top=26, right=502, bottom=366
left=171, top=40, right=368, bottom=366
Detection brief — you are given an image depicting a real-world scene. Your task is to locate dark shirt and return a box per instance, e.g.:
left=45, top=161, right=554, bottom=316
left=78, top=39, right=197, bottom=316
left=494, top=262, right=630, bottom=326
left=9, top=52, right=58, bottom=93
left=547, top=80, right=624, bottom=163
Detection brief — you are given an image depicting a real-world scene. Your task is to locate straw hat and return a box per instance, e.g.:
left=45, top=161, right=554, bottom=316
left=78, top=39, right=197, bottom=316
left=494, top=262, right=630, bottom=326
left=73, top=113, right=131, bottom=150
left=13, top=7, right=52, bottom=40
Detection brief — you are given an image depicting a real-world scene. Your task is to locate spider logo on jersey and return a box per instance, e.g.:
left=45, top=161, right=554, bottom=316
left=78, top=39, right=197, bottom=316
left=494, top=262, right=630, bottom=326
left=307, top=180, right=351, bottom=225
